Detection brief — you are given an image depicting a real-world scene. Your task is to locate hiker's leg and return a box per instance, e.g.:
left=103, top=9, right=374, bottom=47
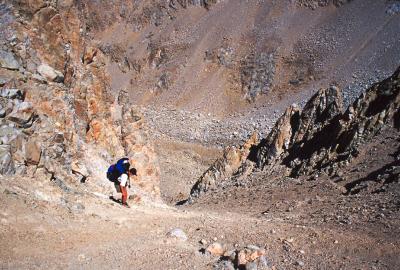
left=121, top=185, right=127, bottom=205
left=113, top=183, right=122, bottom=202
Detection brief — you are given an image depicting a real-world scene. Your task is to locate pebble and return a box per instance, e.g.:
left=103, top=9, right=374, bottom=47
left=206, top=242, right=225, bottom=256
left=167, top=228, right=188, bottom=241
left=200, top=239, right=208, bottom=245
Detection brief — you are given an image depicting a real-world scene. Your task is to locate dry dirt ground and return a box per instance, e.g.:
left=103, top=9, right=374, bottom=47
left=1, top=126, right=399, bottom=270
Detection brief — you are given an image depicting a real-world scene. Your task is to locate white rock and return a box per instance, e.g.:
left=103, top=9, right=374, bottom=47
left=37, top=64, right=64, bottom=82
left=167, top=228, right=187, bottom=241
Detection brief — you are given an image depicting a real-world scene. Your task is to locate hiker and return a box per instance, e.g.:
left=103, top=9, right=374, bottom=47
left=117, top=166, right=137, bottom=208
left=107, top=158, right=137, bottom=208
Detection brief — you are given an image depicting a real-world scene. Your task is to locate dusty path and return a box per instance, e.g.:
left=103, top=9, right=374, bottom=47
left=1, top=182, right=399, bottom=270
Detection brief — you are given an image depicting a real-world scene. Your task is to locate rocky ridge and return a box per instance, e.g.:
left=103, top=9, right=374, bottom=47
left=189, top=66, right=400, bottom=201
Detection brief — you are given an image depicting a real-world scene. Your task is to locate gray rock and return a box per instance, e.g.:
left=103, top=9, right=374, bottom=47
left=31, top=73, right=47, bottom=84
left=214, top=260, right=235, bottom=270
left=7, top=101, right=35, bottom=127
left=0, top=88, right=24, bottom=100
left=51, top=177, right=71, bottom=193
left=0, top=126, right=21, bottom=145
left=0, top=50, right=20, bottom=70
left=71, top=203, right=85, bottom=211
left=387, top=3, right=400, bottom=15
left=0, top=145, right=15, bottom=175
left=245, top=261, right=258, bottom=270
left=167, top=228, right=188, bottom=241
left=0, top=76, right=11, bottom=86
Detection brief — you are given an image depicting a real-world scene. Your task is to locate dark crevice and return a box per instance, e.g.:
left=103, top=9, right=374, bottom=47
left=344, top=159, right=400, bottom=195
left=283, top=115, right=342, bottom=166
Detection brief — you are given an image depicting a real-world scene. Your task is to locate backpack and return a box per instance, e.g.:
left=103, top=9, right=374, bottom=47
left=107, top=158, right=130, bottom=183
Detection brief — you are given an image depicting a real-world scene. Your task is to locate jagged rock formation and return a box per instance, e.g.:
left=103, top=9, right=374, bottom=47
left=188, top=133, right=258, bottom=201
left=256, top=104, right=301, bottom=169
left=189, top=66, right=400, bottom=200
left=0, top=1, right=161, bottom=203
left=283, top=67, right=399, bottom=177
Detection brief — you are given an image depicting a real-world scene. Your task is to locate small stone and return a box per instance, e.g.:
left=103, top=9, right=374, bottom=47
left=200, top=239, right=208, bottom=245
left=245, top=261, right=257, bottom=270
left=206, top=242, right=224, bottom=256
left=334, top=240, right=339, bottom=244
left=214, top=260, right=235, bottom=270
left=296, top=260, right=305, bottom=267
left=167, top=228, right=187, bottom=241
left=78, top=253, right=86, bottom=261
left=71, top=203, right=85, bottom=211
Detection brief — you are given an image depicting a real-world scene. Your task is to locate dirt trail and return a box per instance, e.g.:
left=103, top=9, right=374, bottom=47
left=1, top=168, right=399, bottom=270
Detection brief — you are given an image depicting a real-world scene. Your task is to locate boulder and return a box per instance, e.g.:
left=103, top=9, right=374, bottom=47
left=0, top=88, right=25, bottom=100
left=71, top=160, right=90, bottom=177
left=0, top=145, right=15, bottom=175
left=24, top=139, right=41, bottom=165
left=0, top=50, right=20, bottom=70
left=37, top=64, right=64, bottom=83
left=7, top=102, right=35, bottom=128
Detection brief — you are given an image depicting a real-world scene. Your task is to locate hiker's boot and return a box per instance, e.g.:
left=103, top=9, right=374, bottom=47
left=122, top=202, right=130, bottom=208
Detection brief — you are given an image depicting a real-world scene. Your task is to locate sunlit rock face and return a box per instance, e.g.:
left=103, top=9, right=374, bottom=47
left=0, top=1, right=161, bottom=202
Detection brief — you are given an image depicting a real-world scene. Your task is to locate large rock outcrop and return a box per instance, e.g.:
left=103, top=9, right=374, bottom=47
left=0, top=1, right=162, bottom=203
left=189, top=66, right=400, bottom=200
left=189, top=132, right=258, bottom=200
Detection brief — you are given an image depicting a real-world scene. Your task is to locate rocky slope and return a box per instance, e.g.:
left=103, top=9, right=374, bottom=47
left=189, top=66, right=400, bottom=201
left=0, top=0, right=161, bottom=203
left=76, top=0, right=400, bottom=117
left=1, top=1, right=400, bottom=269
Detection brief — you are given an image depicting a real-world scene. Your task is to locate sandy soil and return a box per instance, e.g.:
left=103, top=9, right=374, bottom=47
left=1, top=125, right=399, bottom=270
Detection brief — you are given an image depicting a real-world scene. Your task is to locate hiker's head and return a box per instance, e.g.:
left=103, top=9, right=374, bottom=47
left=129, top=168, right=137, bottom=176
